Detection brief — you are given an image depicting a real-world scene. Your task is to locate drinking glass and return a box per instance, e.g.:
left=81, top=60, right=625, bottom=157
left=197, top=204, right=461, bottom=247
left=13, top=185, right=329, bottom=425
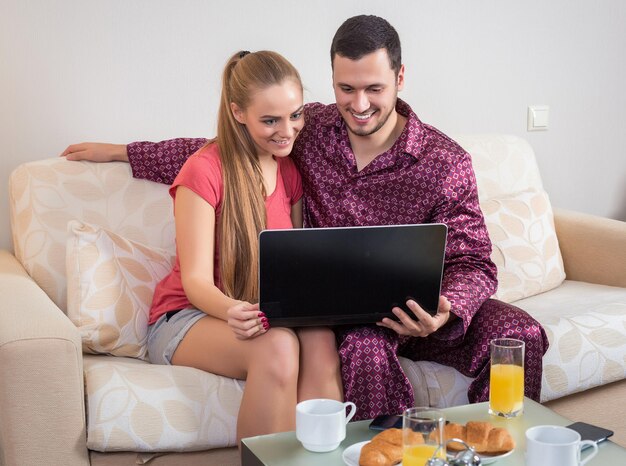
left=489, top=338, right=525, bottom=418
left=402, top=407, right=446, bottom=466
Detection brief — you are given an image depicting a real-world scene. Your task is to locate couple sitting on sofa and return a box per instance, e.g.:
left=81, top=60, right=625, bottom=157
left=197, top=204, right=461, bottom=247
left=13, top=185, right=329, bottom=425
left=62, top=15, right=548, bottom=443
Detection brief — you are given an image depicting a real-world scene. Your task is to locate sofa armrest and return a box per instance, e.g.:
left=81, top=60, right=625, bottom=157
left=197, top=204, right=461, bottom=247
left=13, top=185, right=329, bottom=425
left=0, top=250, right=89, bottom=466
left=553, top=209, right=626, bottom=288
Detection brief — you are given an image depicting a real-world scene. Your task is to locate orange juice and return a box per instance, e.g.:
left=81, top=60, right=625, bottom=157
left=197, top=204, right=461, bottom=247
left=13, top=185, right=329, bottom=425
left=403, top=444, right=446, bottom=466
left=490, top=363, right=524, bottom=415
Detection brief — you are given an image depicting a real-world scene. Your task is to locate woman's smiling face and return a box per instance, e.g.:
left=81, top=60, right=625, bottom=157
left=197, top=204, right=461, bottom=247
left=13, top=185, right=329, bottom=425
left=231, top=78, right=304, bottom=159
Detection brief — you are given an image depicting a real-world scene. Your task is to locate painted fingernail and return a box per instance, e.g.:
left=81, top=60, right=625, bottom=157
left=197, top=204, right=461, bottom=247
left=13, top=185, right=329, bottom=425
left=263, top=321, right=270, bottom=330
left=258, top=312, right=265, bottom=317
left=260, top=317, right=268, bottom=324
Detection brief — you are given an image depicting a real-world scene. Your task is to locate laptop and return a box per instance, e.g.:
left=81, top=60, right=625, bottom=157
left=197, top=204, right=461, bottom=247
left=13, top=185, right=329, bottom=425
left=258, top=223, right=447, bottom=327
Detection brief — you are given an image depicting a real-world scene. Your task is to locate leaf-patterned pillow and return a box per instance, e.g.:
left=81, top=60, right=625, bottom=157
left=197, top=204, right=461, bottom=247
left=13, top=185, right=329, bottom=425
left=481, top=189, right=566, bottom=303
left=66, top=221, right=174, bottom=360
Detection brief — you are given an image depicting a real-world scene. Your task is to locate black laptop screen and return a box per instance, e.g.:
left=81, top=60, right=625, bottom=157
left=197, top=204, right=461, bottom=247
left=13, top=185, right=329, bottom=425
left=258, top=224, right=447, bottom=327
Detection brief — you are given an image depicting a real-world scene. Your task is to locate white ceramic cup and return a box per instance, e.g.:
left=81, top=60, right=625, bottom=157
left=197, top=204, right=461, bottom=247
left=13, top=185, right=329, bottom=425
left=295, top=399, right=356, bottom=452
left=526, top=425, right=599, bottom=466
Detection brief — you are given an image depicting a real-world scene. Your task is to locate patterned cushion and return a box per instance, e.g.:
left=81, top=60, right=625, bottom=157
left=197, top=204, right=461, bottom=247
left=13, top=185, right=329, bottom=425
left=66, top=221, right=174, bottom=360
left=481, top=189, right=566, bottom=302
left=83, top=355, right=243, bottom=451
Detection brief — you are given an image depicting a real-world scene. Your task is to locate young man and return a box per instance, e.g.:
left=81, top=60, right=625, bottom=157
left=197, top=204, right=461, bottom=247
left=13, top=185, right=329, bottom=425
left=63, top=15, right=548, bottom=420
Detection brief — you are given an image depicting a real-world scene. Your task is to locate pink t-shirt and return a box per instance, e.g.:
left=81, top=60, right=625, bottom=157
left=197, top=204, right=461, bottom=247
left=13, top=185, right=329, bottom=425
left=148, top=143, right=302, bottom=325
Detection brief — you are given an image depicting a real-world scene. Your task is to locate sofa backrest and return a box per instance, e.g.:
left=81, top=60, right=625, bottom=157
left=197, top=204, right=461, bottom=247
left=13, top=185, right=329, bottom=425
left=453, top=134, right=544, bottom=201
left=9, top=160, right=175, bottom=311
left=8, top=134, right=547, bottom=312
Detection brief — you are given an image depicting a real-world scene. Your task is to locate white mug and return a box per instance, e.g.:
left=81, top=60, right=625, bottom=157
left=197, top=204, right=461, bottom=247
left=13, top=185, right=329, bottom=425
left=526, top=425, right=599, bottom=466
left=296, top=399, right=356, bottom=452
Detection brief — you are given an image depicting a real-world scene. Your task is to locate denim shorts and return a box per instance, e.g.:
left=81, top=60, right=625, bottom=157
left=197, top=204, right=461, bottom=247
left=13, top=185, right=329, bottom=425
left=147, top=308, right=206, bottom=365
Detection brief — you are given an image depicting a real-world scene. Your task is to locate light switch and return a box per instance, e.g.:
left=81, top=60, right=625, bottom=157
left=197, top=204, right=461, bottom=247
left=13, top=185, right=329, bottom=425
left=527, top=105, right=549, bottom=131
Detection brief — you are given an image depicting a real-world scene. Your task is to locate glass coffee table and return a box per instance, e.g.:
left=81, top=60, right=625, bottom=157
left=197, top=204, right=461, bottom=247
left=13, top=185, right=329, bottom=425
left=241, top=398, right=625, bottom=465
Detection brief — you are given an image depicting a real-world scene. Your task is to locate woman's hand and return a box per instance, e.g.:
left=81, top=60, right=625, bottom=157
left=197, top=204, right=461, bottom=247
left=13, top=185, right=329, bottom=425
left=226, top=302, right=269, bottom=339
left=377, top=295, right=452, bottom=337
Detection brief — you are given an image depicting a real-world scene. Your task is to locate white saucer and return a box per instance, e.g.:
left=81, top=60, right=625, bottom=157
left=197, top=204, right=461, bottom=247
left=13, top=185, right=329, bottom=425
left=478, top=449, right=515, bottom=464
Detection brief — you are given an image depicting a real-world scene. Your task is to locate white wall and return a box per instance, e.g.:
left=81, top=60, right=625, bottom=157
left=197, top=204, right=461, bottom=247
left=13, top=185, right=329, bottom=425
left=1, top=0, right=625, bottom=251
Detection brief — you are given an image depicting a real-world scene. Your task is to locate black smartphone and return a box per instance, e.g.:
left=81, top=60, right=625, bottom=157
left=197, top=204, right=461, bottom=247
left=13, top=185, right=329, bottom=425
left=369, top=414, right=403, bottom=431
left=566, top=421, right=614, bottom=446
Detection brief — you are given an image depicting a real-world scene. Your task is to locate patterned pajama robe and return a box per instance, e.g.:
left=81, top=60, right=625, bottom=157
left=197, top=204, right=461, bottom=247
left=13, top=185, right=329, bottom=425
left=126, top=99, right=548, bottom=420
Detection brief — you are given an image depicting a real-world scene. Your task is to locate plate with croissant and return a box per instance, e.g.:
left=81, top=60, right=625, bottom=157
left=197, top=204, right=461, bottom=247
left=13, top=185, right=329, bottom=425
left=343, top=421, right=515, bottom=466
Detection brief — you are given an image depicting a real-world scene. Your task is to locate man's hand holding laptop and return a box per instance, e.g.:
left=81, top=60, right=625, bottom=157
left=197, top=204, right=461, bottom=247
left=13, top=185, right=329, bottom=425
left=377, top=296, right=453, bottom=337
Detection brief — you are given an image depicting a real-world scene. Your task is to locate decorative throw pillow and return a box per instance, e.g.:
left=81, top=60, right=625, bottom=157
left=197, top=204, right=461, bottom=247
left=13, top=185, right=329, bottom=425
left=66, top=221, right=175, bottom=360
left=481, top=189, right=566, bottom=303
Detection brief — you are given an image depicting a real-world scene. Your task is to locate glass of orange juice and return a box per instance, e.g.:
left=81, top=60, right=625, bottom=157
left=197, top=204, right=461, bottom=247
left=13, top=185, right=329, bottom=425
left=402, top=407, right=446, bottom=466
left=489, top=338, right=525, bottom=418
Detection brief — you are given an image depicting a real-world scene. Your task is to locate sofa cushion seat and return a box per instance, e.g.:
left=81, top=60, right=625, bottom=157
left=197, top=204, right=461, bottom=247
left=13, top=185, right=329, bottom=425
left=514, top=280, right=626, bottom=402
left=400, top=280, right=626, bottom=409
left=83, top=355, right=243, bottom=452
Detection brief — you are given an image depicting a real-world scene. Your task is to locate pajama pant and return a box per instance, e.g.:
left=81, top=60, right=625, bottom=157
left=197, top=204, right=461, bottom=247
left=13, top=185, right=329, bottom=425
left=337, top=299, right=549, bottom=421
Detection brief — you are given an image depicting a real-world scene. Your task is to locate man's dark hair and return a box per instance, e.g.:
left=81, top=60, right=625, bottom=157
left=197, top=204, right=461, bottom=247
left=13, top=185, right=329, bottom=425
left=330, top=15, right=402, bottom=75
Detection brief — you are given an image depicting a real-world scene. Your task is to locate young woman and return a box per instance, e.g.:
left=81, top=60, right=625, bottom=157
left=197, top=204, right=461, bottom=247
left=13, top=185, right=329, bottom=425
left=146, top=51, right=342, bottom=441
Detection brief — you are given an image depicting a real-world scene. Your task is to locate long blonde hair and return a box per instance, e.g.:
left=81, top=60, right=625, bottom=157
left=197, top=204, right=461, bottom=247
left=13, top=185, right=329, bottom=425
left=215, top=51, right=302, bottom=302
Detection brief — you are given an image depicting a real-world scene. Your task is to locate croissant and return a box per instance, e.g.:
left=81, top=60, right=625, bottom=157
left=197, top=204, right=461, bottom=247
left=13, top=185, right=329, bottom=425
left=359, top=428, right=422, bottom=466
left=359, top=421, right=515, bottom=465
left=445, top=421, right=515, bottom=454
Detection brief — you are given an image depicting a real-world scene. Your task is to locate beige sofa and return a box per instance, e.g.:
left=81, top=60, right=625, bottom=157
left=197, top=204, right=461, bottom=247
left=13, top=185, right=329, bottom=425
left=1, top=134, right=625, bottom=465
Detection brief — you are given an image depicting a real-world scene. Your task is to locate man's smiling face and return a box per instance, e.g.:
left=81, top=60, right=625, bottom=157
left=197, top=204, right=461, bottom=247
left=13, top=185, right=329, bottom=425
left=332, top=48, right=404, bottom=137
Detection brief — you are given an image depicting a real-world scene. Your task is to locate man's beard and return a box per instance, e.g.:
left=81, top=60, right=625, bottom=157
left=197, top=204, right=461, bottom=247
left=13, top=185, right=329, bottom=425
left=345, top=97, right=397, bottom=137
